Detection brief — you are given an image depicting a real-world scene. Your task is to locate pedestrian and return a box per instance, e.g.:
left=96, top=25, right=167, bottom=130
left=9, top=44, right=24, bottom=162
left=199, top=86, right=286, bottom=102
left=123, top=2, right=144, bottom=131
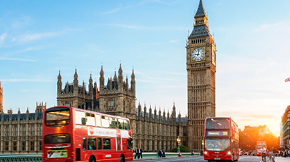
left=158, top=149, right=162, bottom=157
left=134, top=147, right=139, bottom=159
left=191, top=150, right=194, bottom=156
left=139, top=147, right=143, bottom=159
left=162, top=148, right=165, bottom=157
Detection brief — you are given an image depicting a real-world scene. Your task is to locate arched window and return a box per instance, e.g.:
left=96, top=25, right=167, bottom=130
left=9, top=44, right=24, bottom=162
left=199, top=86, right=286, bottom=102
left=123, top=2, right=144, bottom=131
left=22, top=125, right=26, bottom=136
left=65, top=102, right=70, bottom=107
left=13, top=126, right=17, bottom=136
left=31, top=125, right=34, bottom=136
left=5, top=126, right=9, bottom=136
left=109, top=99, right=114, bottom=109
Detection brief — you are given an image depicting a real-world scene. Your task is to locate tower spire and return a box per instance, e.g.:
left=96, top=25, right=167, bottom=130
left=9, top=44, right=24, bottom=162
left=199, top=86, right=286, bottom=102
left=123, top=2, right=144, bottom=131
left=195, top=0, right=206, bottom=18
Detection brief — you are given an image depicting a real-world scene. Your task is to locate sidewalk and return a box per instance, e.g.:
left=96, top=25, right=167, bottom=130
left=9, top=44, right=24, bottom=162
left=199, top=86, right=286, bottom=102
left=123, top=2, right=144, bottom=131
left=132, top=156, right=200, bottom=161
left=274, top=157, right=290, bottom=162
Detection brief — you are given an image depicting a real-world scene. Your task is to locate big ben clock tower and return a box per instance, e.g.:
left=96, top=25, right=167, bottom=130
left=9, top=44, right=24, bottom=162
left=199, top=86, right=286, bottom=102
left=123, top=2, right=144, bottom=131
left=187, top=0, right=216, bottom=151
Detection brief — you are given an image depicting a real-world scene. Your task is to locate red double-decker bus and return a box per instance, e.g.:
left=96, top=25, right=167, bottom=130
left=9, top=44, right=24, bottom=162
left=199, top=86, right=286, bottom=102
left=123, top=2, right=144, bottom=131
left=203, top=117, right=239, bottom=162
left=42, top=106, right=133, bottom=162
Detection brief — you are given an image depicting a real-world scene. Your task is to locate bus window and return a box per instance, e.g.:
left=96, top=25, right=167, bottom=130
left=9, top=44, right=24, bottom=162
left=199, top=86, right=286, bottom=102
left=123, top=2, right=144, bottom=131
left=82, top=138, right=86, bottom=151
left=124, top=120, right=130, bottom=130
left=103, top=138, right=111, bottom=150
left=96, top=114, right=101, bottom=127
left=86, top=113, right=95, bottom=126
left=101, top=116, right=109, bottom=128
left=110, top=118, right=117, bottom=128
left=75, top=111, right=85, bottom=125
left=45, top=108, right=70, bottom=126
left=88, top=137, right=96, bottom=150
left=127, top=139, right=133, bottom=149
left=44, top=134, right=71, bottom=144
left=118, top=119, right=124, bottom=129
left=97, top=138, right=102, bottom=150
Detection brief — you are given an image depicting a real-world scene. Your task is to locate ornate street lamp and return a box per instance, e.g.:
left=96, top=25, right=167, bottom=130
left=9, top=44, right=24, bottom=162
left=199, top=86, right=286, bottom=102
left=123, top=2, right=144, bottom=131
left=176, top=136, right=181, bottom=153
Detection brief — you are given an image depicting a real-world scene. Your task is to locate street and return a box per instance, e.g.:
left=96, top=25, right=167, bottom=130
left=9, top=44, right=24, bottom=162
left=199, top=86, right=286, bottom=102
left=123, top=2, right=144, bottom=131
left=130, top=156, right=290, bottom=162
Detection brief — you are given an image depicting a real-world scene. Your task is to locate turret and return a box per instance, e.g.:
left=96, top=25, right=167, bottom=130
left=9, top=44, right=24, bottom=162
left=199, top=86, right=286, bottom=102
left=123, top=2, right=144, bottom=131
left=158, top=109, right=161, bottom=122
left=131, top=69, right=135, bottom=95
left=100, top=65, right=104, bottom=90
left=26, top=107, right=29, bottom=120
left=89, top=74, right=93, bottom=97
left=178, top=112, right=181, bottom=124
left=144, top=104, right=147, bottom=121
left=118, top=64, right=123, bottom=92
left=138, top=103, right=141, bottom=119
left=113, top=71, right=117, bottom=81
left=57, top=71, right=62, bottom=96
left=82, top=80, right=86, bottom=94
left=18, top=108, right=21, bottom=122
left=163, top=109, right=166, bottom=122
left=73, top=69, right=79, bottom=96
left=125, top=76, right=129, bottom=90
left=149, top=105, right=152, bottom=119
left=154, top=107, right=157, bottom=122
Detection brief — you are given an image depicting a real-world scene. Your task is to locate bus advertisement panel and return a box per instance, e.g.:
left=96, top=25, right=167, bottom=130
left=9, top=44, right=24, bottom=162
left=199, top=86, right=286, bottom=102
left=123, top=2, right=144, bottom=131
left=203, top=117, right=239, bottom=162
left=42, top=106, right=133, bottom=162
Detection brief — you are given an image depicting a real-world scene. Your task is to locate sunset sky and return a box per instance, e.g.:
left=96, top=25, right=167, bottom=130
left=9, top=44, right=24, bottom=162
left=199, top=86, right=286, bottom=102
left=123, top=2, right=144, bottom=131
left=1, top=0, right=290, bottom=137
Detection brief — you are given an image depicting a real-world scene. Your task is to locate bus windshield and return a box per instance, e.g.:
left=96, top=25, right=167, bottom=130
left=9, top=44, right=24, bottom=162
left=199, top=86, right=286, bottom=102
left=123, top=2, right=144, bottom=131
left=204, top=138, right=230, bottom=151
left=45, top=108, right=70, bottom=126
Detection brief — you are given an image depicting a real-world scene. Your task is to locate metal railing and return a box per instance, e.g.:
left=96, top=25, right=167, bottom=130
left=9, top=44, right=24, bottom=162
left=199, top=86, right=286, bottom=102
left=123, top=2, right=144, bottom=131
left=0, top=154, right=42, bottom=162
left=0, top=152, right=200, bottom=161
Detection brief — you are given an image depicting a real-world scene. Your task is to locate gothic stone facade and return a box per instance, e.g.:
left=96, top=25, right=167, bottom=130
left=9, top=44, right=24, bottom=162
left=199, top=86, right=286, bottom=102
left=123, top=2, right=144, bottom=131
left=0, top=103, right=45, bottom=154
left=186, top=0, right=216, bottom=151
left=56, top=64, right=187, bottom=152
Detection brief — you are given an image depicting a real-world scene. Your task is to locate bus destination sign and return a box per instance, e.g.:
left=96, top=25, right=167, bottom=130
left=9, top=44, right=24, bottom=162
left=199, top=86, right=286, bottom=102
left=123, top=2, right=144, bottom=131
left=207, top=131, right=228, bottom=136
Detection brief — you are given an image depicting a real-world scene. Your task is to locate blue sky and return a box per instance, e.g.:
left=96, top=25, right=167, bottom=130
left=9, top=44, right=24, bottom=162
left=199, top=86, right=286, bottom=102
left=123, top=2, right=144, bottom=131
left=1, top=0, right=290, bottom=136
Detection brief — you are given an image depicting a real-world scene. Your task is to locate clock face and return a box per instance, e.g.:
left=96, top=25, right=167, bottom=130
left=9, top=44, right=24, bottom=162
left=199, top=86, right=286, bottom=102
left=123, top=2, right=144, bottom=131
left=191, top=48, right=205, bottom=61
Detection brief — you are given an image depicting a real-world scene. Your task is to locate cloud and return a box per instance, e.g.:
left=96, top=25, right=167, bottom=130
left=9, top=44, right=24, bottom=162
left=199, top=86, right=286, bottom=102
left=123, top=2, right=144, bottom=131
left=21, top=89, right=40, bottom=92
left=102, top=8, right=120, bottom=15
left=0, top=79, right=53, bottom=82
left=159, top=84, right=186, bottom=89
left=106, top=23, right=187, bottom=31
left=0, top=57, right=36, bottom=62
left=253, top=21, right=285, bottom=33
left=12, top=28, right=81, bottom=43
left=11, top=15, right=31, bottom=29
left=169, top=40, right=179, bottom=43
left=15, top=31, right=60, bottom=42
left=107, top=24, right=139, bottom=29
left=0, top=33, right=7, bottom=46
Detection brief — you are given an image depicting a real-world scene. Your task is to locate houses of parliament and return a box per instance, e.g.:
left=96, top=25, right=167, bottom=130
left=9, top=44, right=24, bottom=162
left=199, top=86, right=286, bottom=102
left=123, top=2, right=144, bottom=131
left=0, top=0, right=216, bottom=154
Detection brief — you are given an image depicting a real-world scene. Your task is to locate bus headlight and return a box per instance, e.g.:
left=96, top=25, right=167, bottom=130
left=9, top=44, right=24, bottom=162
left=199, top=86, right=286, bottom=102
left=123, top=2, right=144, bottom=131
left=227, top=151, right=231, bottom=155
left=204, top=151, right=208, bottom=155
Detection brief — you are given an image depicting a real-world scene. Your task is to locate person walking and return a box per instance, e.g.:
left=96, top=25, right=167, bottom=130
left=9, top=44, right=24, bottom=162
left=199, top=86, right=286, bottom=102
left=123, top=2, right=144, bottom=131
left=139, top=147, right=143, bottom=159
left=162, top=148, right=166, bottom=157
left=134, top=147, right=139, bottom=159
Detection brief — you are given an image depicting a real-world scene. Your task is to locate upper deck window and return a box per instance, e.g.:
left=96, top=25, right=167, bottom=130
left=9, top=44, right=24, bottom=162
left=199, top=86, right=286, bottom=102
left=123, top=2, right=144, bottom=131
left=206, top=118, right=230, bottom=129
left=45, top=107, right=70, bottom=126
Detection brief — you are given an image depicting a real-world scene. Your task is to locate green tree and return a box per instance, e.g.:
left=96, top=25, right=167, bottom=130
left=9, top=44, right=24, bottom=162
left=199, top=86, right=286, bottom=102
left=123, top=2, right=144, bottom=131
left=170, top=145, right=190, bottom=152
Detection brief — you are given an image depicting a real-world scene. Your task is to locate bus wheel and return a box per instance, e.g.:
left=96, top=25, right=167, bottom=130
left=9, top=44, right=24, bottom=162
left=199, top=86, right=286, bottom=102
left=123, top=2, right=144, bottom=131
left=120, top=155, right=125, bottom=162
left=89, top=156, right=96, bottom=162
